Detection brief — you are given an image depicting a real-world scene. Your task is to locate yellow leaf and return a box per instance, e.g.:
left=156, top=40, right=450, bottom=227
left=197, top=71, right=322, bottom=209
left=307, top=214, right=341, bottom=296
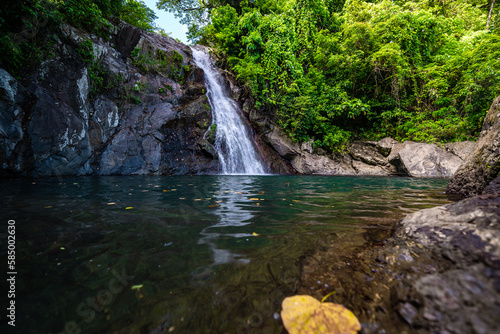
left=249, top=198, right=259, bottom=200
left=125, top=207, right=133, bottom=210
left=252, top=232, right=260, bottom=236
left=131, top=284, right=143, bottom=290
left=281, top=295, right=361, bottom=334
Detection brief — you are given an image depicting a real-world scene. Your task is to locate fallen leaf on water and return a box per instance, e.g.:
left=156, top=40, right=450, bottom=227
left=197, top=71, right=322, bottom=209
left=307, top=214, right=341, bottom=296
left=163, top=190, right=169, bottom=192
left=125, top=207, right=133, bottom=210
left=208, top=204, right=219, bottom=208
left=131, top=284, right=143, bottom=290
left=107, top=202, right=116, bottom=205
left=249, top=198, right=259, bottom=201
left=194, top=199, right=202, bottom=201
left=281, top=295, right=361, bottom=334
left=44, top=206, right=53, bottom=209
left=252, top=232, right=260, bottom=236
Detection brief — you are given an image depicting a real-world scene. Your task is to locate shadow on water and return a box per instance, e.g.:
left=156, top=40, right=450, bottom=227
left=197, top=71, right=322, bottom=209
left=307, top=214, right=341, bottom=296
left=0, top=175, right=451, bottom=333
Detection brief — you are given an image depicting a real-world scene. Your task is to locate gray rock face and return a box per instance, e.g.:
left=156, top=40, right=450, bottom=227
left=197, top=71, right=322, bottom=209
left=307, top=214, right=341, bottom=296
left=445, top=141, right=476, bottom=160
left=383, top=195, right=500, bottom=334
left=376, top=137, right=399, bottom=157
left=348, top=141, right=398, bottom=175
left=0, top=69, right=25, bottom=171
left=259, top=127, right=465, bottom=177
left=388, top=141, right=463, bottom=178
left=262, top=128, right=356, bottom=175
left=0, top=22, right=217, bottom=176
left=447, top=96, right=500, bottom=197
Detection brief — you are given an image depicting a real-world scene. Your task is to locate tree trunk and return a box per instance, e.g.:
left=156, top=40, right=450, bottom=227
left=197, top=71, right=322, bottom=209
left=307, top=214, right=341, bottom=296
left=487, top=0, right=496, bottom=29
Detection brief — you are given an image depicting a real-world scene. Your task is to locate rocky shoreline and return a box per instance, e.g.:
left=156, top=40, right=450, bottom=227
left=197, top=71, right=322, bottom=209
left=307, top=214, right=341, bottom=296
left=295, top=96, right=500, bottom=334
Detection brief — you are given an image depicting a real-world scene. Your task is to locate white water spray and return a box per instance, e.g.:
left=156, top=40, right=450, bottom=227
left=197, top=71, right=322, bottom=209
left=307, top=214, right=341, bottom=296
left=191, top=47, right=266, bottom=175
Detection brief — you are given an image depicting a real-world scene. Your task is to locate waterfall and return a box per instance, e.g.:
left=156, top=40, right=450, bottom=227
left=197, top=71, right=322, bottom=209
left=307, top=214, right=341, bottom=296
left=191, top=47, right=266, bottom=175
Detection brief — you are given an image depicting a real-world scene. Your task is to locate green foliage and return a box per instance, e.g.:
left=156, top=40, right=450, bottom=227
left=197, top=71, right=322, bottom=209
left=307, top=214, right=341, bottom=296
left=200, top=0, right=500, bottom=151
left=77, top=39, right=124, bottom=96
left=0, top=0, right=61, bottom=77
left=0, top=0, right=162, bottom=77
left=129, top=95, right=143, bottom=104
left=119, top=0, right=158, bottom=32
left=130, top=47, right=185, bottom=83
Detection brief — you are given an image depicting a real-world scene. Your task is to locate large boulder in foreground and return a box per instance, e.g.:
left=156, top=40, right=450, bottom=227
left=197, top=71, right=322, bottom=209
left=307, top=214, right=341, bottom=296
left=447, top=96, right=500, bottom=197
left=382, top=195, right=500, bottom=334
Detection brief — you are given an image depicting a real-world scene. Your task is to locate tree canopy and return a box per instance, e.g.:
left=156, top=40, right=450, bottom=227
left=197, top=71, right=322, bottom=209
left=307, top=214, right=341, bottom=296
left=0, top=0, right=160, bottom=75
left=193, top=0, right=500, bottom=150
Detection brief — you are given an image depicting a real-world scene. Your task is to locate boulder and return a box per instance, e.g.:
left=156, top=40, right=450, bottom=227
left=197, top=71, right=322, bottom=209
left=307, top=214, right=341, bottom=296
left=376, top=137, right=399, bottom=157
left=444, top=141, right=476, bottom=160
left=263, top=128, right=300, bottom=160
left=388, top=141, right=463, bottom=178
left=384, top=195, right=500, bottom=334
left=348, top=141, right=397, bottom=175
left=447, top=96, right=500, bottom=197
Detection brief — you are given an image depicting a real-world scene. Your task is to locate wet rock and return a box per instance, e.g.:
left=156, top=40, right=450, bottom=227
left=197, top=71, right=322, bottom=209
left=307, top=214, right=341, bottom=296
left=385, top=195, right=500, bottom=334
left=447, top=96, right=500, bottom=197
left=388, top=141, right=463, bottom=178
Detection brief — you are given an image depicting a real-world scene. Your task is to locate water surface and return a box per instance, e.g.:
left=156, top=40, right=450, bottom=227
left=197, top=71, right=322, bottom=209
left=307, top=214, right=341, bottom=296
left=1, top=175, right=450, bottom=333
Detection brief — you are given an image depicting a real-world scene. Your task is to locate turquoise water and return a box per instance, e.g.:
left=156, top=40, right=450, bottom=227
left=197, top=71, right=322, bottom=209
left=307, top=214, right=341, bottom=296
left=1, top=176, right=450, bottom=333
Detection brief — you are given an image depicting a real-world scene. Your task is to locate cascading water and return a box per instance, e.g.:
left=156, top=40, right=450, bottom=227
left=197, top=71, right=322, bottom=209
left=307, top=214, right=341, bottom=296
left=191, top=47, right=266, bottom=175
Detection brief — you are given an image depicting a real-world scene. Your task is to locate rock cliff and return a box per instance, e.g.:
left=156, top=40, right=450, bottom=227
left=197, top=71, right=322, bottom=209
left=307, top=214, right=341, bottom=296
left=0, top=22, right=218, bottom=177
left=446, top=96, right=500, bottom=196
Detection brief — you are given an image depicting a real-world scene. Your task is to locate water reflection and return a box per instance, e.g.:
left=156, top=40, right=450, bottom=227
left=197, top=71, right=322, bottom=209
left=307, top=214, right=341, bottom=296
left=198, top=176, right=259, bottom=266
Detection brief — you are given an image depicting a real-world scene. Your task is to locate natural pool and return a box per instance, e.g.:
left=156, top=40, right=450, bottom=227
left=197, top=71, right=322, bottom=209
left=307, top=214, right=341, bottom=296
left=1, top=175, right=451, bottom=333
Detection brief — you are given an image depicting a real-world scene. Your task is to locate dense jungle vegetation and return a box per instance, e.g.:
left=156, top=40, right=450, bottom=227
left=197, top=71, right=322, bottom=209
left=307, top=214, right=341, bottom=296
left=0, top=0, right=159, bottom=76
left=1, top=0, right=499, bottom=151
left=164, top=0, right=500, bottom=150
